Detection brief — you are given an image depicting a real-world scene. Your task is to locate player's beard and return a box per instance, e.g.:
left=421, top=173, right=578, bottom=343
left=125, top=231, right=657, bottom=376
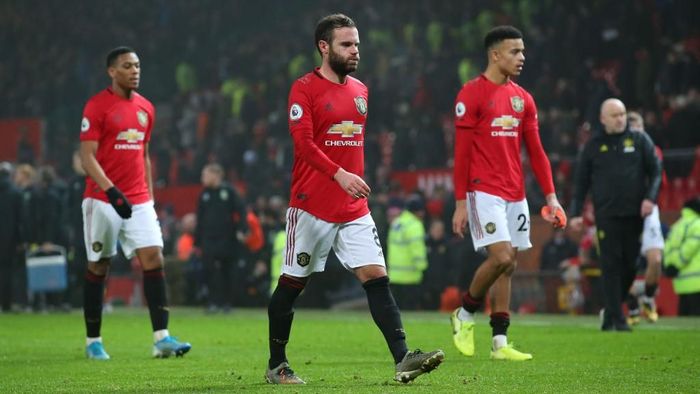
left=329, top=48, right=357, bottom=77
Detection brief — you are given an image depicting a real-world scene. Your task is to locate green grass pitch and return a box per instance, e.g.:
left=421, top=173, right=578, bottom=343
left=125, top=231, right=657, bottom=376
left=1, top=308, right=698, bottom=392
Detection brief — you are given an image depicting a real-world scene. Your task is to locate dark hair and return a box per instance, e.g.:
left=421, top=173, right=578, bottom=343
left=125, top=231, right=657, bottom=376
left=484, top=26, right=523, bottom=51
left=314, top=13, right=356, bottom=54
left=106, top=46, right=135, bottom=67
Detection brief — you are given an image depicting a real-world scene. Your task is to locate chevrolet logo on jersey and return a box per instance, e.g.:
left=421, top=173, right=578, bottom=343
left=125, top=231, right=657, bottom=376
left=327, top=121, right=363, bottom=137
left=490, top=115, right=520, bottom=130
left=116, top=129, right=145, bottom=143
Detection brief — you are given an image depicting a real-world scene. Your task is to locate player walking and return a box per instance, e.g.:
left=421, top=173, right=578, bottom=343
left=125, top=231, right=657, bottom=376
left=265, top=14, right=443, bottom=385
left=451, top=26, right=566, bottom=360
left=79, top=47, right=191, bottom=360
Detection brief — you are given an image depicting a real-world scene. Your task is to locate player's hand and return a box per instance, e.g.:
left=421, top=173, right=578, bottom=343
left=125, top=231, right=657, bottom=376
left=452, top=200, right=468, bottom=238
left=540, top=205, right=567, bottom=228
left=542, top=194, right=567, bottom=228
left=333, top=168, right=371, bottom=199
left=640, top=199, right=654, bottom=218
left=106, top=186, right=132, bottom=219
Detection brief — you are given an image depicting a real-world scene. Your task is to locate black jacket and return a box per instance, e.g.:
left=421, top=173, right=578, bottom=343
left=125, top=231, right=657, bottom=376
left=570, top=129, right=662, bottom=219
left=0, top=178, right=22, bottom=251
left=194, top=183, right=248, bottom=251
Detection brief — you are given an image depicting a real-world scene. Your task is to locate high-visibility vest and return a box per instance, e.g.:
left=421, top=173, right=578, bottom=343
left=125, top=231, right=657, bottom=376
left=269, top=230, right=286, bottom=294
left=387, top=210, right=427, bottom=285
left=664, top=207, right=700, bottom=294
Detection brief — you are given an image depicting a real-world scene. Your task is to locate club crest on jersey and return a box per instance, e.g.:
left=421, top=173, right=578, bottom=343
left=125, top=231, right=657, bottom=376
left=289, top=103, right=303, bottom=121
left=81, top=117, right=90, bottom=133
left=354, top=97, right=368, bottom=116
left=623, top=138, right=635, bottom=153
left=92, top=242, right=103, bottom=253
left=510, top=96, right=524, bottom=113
left=455, top=102, right=466, bottom=117
left=297, top=252, right=311, bottom=267
left=137, top=110, right=149, bottom=128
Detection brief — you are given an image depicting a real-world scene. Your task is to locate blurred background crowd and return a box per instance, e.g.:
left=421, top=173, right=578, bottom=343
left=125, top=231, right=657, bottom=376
left=0, top=0, right=698, bottom=314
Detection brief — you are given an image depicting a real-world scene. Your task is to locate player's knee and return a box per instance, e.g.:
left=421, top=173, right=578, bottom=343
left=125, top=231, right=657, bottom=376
left=503, top=260, right=518, bottom=276
left=647, top=249, right=663, bottom=266
left=492, top=250, right=516, bottom=273
left=139, top=247, right=164, bottom=270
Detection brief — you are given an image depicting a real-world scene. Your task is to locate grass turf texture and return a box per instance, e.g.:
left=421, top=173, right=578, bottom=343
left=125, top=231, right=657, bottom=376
left=1, top=309, right=698, bottom=392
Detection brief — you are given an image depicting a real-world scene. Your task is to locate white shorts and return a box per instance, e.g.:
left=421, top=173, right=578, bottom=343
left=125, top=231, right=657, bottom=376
left=82, top=198, right=163, bottom=262
left=281, top=208, right=386, bottom=277
left=641, top=204, right=664, bottom=254
left=465, top=191, right=532, bottom=251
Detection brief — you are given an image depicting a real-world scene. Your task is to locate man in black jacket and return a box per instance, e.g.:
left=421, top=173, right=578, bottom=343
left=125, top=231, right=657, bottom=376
left=194, top=163, right=248, bottom=312
left=569, top=98, right=662, bottom=331
left=0, top=163, right=22, bottom=312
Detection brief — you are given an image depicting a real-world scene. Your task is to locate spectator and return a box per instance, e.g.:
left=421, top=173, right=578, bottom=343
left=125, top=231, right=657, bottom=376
left=387, top=195, right=429, bottom=310
left=194, top=163, right=248, bottom=313
left=0, top=163, right=23, bottom=312
left=663, top=197, right=700, bottom=316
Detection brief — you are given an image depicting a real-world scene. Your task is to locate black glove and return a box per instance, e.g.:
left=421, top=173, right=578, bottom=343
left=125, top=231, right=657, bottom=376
left=106, top=186, right=132, bottom=219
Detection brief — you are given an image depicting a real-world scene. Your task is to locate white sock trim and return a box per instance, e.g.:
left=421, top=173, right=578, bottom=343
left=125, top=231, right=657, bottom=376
left=457, top=307, right=474, bottom=322
left=86, top=337, right=102, bottom=346
left=154, top=329, right=170, bottom=342
left=493, top=335, right=507, bottom=350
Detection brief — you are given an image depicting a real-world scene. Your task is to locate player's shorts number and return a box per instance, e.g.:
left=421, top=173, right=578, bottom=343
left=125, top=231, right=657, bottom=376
left=372, top=227, right=381, bottom=247
left=517, top=213, right=528, bottom=232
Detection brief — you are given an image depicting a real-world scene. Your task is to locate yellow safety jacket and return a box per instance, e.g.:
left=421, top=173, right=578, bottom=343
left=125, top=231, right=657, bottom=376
left=664, top=207, right=700, bottom=294
left=269, top=230, right=286, bottom=294
left=387, top=210, right=427, bottom=285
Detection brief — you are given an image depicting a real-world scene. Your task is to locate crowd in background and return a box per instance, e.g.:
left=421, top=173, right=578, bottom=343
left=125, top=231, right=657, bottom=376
left=1, top=0, right=699, bottom=312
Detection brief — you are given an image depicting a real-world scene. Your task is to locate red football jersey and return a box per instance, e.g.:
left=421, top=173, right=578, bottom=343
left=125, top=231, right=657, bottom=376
left=453, top=75, right=554, bottom=201
left=287, top=68, right=370, bottom=223
left=80, top=87, right=154, bottom=204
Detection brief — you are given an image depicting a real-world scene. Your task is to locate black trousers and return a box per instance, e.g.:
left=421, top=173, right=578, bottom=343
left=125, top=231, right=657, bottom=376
left=202, top=243, right=237, bottom=308
left=678, top=292, right=700, bottom=316
left=0, top=248, right=15, bottom=311
left=596, top=216, right=644, bottom=326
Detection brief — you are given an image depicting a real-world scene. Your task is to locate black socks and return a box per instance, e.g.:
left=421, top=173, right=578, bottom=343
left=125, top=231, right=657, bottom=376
left=644, top=283, right=658, bottom=298
left=143, top=267, right=169, bottom=332
left=84, top=271, right=105, bottom=338
left=363, top=276, right=408, bottom=364
left=268, top=276, right=304, bottom=369
left=490, top=312, right=510, bottom=337
left=462, top=290, right=483, bottom=314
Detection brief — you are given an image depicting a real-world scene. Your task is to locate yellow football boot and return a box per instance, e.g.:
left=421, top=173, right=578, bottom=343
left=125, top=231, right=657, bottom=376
left=641, top=300, right=659, bottom=323
left=490, top=343, right=533, bottom=361
left=450, top=308, right=475, bottom=356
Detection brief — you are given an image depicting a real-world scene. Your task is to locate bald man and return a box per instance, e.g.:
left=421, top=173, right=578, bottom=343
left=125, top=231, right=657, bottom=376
left=569, top=98, right=662, bottom=331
